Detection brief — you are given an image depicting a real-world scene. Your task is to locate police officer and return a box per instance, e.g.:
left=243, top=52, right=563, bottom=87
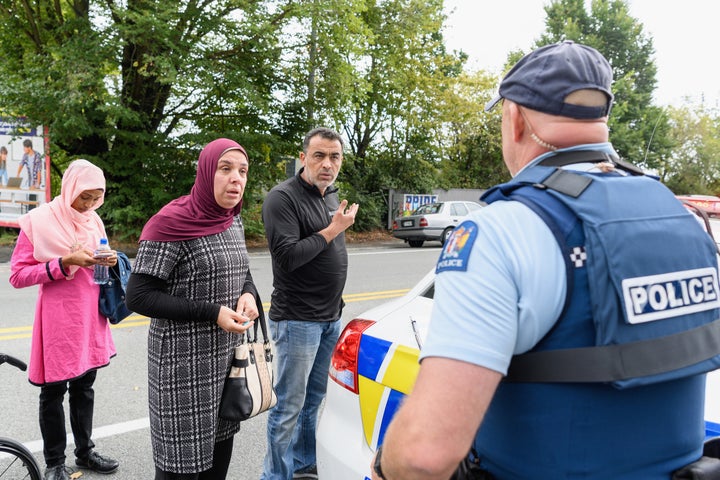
left=371, top=41, right=720, bottom=479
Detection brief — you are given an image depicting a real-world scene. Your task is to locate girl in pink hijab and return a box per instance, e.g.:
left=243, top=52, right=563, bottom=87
left=10, top=159, right=120, bottom=480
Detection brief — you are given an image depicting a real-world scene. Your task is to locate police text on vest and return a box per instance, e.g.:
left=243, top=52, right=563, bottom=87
left=622, top=267, right=720, bottom=324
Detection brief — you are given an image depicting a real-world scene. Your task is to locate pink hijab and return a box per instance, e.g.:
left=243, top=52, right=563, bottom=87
left=139, top=138, right=248, bottom=242
left=18, top=159, right=107, bottom=275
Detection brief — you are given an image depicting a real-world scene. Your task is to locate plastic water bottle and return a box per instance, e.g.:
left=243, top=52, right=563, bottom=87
left=93, top=238, right=111, bottom=284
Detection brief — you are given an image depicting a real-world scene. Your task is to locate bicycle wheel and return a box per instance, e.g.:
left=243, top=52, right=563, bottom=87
left=0, top=437, right=42, bottom=480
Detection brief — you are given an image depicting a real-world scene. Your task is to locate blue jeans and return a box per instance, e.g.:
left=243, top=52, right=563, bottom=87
left=261, top=319, right=341, bottom=480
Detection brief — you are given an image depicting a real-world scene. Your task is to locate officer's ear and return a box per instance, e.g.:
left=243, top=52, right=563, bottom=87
left=506, top=101, right=526, bottom=143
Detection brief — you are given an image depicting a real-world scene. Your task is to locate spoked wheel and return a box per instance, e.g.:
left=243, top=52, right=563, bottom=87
left=0, top=437, right=42, bottom=480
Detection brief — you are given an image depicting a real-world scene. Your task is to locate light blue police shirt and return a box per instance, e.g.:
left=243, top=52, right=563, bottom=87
left=420, top=143, right=617, bottom=374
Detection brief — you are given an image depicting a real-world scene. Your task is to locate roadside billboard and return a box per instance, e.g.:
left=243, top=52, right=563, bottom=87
left=0, top=118, right=51, bottom=228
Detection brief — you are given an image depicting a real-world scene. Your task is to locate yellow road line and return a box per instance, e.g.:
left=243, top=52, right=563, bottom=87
left=0, top=326, right=32, bottom=333
left=343, top=289, right=409, bottom=299
left=0, top=288, right=410, bottom=341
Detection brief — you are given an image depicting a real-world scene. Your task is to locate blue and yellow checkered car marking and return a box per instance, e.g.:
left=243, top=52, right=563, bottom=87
left=357, top=334, right=420, bottom=449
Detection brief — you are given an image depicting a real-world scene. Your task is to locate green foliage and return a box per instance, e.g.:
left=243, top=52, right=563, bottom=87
left=338, top=0, right=462, bottom=161
left=241, top=201, right=266, bottom=242
left=437, top=71, right=509, bottom=189
left=538, top=0, right=672, bottom=169
left=3, top=0, right=717, bottom=240
left=335, top=181, right=387, bottom=232
left=335, top=150, right=427, bottom=231
left=660, top=105, right=720, bottom=195
left=0, top=227, right=18, bottom=246
left=0, top=0, right=297, bottom=238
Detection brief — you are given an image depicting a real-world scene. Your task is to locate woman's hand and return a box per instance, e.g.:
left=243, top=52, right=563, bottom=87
left=62, top=249, right=118, bottom=269
left=216, top=305, right=255, bottom=333
left=61, top=248, right=96, bottom=268
left=236, top=292, right=259, bottom=321
left=92, top=249, right=117, bottom=267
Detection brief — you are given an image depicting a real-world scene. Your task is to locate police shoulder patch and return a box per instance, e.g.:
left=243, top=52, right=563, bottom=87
left=436, top=220, right=478, bottom=273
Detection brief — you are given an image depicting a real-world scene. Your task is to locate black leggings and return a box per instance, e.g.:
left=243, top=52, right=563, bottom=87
left=39, top=370, right=97, bottom=467
left=154, top=436, right=234, bottom=480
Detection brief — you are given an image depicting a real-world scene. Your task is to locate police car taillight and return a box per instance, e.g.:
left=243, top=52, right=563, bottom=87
left=419, top=217, right=428, bottom=227
left=329, top=318, right=375, bottom=394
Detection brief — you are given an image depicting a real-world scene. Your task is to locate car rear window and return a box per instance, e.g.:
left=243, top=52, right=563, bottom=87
left=415, top=203, right=442, bottom=214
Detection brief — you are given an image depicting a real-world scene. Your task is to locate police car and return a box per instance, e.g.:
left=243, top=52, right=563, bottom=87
left=316, top=269, right=720, bottom=479
left=677, top=195, right=720, bottom=218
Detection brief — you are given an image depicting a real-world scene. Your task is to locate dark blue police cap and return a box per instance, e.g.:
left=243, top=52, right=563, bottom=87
left=485, top=41, right=614, bottom=119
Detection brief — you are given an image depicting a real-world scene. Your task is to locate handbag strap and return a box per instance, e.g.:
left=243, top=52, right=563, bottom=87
left=246, top=292, right=270, bottom=345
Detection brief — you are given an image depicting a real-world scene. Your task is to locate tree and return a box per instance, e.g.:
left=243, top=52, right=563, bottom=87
left=539, top=0, right=673, bottom=170
left=338, top=0, right=464, bottom=228
left=0, top=0, right=294, bottom=237
left=279, top=0, right=465, bottom=229
left=0, top=0, right=468, bottom=235
left=437, top=70, right=509, bottom=190
left=5, top=0, right=684, bottom=240
left=660, top=105, right=720, bottom=195
left=277, top=0, right=369, bottom=131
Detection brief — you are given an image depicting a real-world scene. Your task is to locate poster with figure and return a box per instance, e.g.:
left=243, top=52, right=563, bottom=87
left=402, top=194, right=438, bottom=216
left=0, top=118, right=51, bottom=228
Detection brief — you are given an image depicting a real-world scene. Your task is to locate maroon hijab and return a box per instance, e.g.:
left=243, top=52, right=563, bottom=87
left=139, top=138, right=248, bottom=242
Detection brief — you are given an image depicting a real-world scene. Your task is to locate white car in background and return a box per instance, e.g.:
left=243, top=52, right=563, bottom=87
left=316, top=270, right=720, bottom=478
left=392, top=201, right=484, bottom=247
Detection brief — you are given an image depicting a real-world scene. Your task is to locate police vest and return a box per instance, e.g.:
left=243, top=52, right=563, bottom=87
left=482, top=150, right=720, bottom=389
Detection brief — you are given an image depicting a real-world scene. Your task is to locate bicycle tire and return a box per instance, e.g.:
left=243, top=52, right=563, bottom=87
left=0, top=437, right=42, bottom=480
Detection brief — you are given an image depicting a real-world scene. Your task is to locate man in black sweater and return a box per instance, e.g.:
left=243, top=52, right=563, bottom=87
left=261, top=127, right=359, bottom=480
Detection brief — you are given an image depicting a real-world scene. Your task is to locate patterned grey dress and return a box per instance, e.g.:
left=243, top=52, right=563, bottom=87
left=132, top=216, right=251, bottom=473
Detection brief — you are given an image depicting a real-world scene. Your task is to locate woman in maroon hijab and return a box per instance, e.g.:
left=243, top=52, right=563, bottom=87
left=126, top=138, right=259, bottom=480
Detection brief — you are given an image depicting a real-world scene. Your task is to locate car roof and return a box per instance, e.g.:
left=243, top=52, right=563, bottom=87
left=678, top=195, right=720, bottom=200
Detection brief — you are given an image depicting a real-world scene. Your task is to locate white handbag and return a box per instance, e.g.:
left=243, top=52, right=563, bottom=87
left=219, top=295, right=277, bottom=421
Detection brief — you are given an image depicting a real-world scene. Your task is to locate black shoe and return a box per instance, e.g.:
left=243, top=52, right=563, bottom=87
left=75, top=450, right=119, bottom=474
left=293, top=465, right=318, bottom=479
left=44, top=465, right=71, bottom=480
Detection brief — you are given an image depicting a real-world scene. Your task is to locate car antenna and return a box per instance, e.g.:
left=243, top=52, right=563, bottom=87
left=643, top=108, right=665, bottom=165
left=410, top=316, right=423, bottom=350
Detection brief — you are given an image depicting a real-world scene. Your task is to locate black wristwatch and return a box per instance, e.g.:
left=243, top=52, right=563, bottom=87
left=374, top=445, right=386, bottom=479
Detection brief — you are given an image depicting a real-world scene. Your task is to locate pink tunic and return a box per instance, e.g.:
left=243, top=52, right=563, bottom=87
left=9, top=231, right=116, bottom=385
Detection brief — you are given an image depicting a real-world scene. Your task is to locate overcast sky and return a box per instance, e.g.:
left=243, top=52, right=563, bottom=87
left=443, top=0, right=720, bottom=108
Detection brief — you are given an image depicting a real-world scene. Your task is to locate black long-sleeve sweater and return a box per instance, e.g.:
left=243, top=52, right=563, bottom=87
left=261, top=169, right=348, bottom=322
